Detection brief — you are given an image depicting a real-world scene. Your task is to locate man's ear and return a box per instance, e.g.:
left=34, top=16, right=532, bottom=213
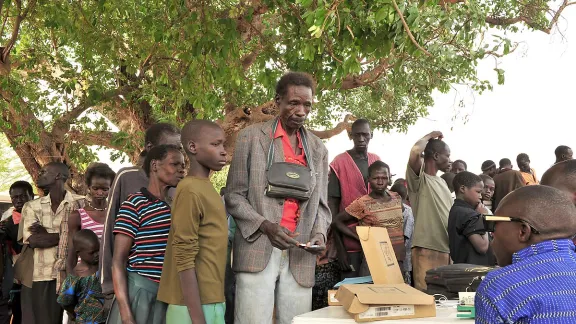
left=518, top=223, right=532, bottom=243
left=188, top=140, right=197, bottom=155
left=458, top=185, right=466, bottom=195
left=274, top=95, right=281, bottom=105
left=370, top=131, right=374, bottom=139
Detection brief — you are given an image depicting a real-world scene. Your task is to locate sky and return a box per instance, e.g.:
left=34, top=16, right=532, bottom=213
left=324, top=10, right=576, bottom=179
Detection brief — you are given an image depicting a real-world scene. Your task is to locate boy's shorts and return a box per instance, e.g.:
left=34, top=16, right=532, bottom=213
left=166, top=303, right=225, bottom=324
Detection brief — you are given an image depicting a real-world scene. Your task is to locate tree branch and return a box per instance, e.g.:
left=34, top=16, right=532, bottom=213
left=485, top=0, right=576, bottom=34
left=391, top=0, right=431, bottom=57
left=339, top=59, right=391, bottom=90
left=66, top=129, right=125, bottom=152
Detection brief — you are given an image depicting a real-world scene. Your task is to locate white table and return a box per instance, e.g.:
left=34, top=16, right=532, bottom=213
left=292, top=305, right=472, bottom=323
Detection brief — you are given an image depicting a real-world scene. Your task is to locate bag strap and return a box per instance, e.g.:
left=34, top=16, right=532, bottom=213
left=266, top=118, right=311, bottom=171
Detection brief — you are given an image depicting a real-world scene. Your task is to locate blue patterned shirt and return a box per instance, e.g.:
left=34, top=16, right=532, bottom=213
left=475, top=239, right=576, bottom=323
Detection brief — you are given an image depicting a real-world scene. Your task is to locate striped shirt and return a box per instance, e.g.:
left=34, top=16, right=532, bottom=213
left=475, top=239, right=576, bottom=323
left=79, top=208, right=104, bottom=239
left=113, top=188, right=172, bottom=283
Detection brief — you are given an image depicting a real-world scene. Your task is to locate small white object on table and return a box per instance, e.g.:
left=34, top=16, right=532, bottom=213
left=292, top=305, right=471, bottom=323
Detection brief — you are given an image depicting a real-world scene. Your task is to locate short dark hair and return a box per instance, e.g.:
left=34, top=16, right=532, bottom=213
left=143, top=144, right=182, bottom=177
left=275, top=72, right=316, bottom=98
left=517, top=153, right=529, bottom=163
left=424, top=139, right=447, bottom=159
left=453, top=171, right=482, bottom=191
left=9, top=181, right=34, bottom=197
left=479, top=174, right=494, bottom=184
left=452, top=159, right=467, bottom=170
left=499, top=158, right=512, bottom=168
left=73, top=229, right=99, bottom=251
left=144, top=123, right=180, bottom=147
left=45, top=162, right=70, bottom=180
left=351, top=119, right=370, bottom=130
left=368, top=160, right=390, bottom=177
left=85, top=163, right=116, bottom=186
left=390, top=182, right=407, bottom=200
left=481, top=160, right=496, bottom=171
left=555, top=145, right=572, bottom=158
left=181, top=119, right=223, bottom=154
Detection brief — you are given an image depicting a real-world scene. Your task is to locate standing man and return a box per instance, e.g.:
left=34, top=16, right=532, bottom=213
left=328, top=119, right=380, bottom=216
left=517, top=153, right=538, bottom=185
left=492, top=158, right=525, bottom=211
left=480, top=160, right=497, bottom=178
left=21, top=162, right=84, bottom=324
left=406, top=131, right=452, bottom=291
left=555, top=145, right=573, bottom=164
left=312, top=119, right=380, bottom=310
left=226, top=72, right=331, bottom=324
left=99, top=123, right=181, bottom=304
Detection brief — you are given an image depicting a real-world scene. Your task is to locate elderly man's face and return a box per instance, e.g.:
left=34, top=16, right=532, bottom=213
left=277, top=85, right=312, bottom=132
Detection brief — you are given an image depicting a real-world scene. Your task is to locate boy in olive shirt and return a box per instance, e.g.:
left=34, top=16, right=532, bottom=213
left=158, top=120, right=228, bottom=324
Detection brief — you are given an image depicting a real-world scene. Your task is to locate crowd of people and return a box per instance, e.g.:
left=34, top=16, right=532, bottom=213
left=0, top=71, right=575, bottom=324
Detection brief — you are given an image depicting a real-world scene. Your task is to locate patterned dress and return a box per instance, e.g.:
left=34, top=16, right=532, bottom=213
left=57, top=271, right=106, bottom=324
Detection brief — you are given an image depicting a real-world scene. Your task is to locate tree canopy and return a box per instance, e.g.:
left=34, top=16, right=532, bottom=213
left=0, top=0, right=572, bottom=191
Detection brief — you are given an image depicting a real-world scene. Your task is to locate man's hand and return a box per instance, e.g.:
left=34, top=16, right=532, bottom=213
left=303, top=234, right=326, bottom=255
left=29, top=222, right=48, bottom=235
left=427, top=131, right=444, bottom=140
left=259, top=220, right=299, bottom=250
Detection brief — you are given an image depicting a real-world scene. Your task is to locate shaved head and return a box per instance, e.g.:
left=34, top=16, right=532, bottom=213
left=181, top=120, right=223, bottom=154
left=496, top=186, right=576, bottom=239
left=541, top=160, right=576, bottom=204
left=492, top=185, right=576, bottom=266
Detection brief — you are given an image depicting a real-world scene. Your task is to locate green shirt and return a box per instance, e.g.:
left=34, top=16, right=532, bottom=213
left=158, top=177, right=228, bottom=305
left=406, top=163, right=452, bottom=253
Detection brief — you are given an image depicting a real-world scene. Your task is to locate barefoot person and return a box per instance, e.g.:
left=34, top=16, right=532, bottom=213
left=475, top=186, right=576, bottom=322
left=108, top=145, right=185, bottom=324
left=158, top=120, right=229, bottom=324
left=406, top=132, right=452, bottom=291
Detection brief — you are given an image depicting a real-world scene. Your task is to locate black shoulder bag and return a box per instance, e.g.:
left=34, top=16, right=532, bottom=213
left=265, top=119, right=312, bottom=201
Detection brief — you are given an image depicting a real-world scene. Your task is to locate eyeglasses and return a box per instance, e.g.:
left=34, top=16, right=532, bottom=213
left=483, top=216, right=541, bottom=234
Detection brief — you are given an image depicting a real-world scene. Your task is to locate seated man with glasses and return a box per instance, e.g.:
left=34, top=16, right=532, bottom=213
left=475, top=185, right=576, bottom=323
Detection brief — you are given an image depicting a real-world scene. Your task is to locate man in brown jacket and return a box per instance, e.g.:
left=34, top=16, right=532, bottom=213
left=225, top=72, right=331, bottom=324
left=493, top=158, right=525, bottom=210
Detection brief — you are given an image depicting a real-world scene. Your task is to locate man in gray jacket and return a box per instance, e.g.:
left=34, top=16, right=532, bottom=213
left=226, top=72, right=331, bottom=324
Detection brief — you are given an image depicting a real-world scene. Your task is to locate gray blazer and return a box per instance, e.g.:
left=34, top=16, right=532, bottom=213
left=225, top=119, right=331, bottom=287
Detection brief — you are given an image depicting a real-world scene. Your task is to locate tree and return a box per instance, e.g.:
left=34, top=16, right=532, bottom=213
left=0, top=134, right=31, bottom=192
left=0, top=0, right=573, bottom=190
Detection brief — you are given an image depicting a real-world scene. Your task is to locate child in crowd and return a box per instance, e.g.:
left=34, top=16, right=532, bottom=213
left=448, top=172, right=496, bottom=266
left=333, top=161, right=405, bottom=278
left=158, top=120, right=228, bottom=324
left=479, top=174, right=495, bottom=214
left=390, top=182, right=415, bottom=286
left=58, top=229, right=106, bottom=323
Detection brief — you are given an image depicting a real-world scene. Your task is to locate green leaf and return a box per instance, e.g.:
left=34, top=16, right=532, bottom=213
left=375, top=7, right=388, bottom=22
